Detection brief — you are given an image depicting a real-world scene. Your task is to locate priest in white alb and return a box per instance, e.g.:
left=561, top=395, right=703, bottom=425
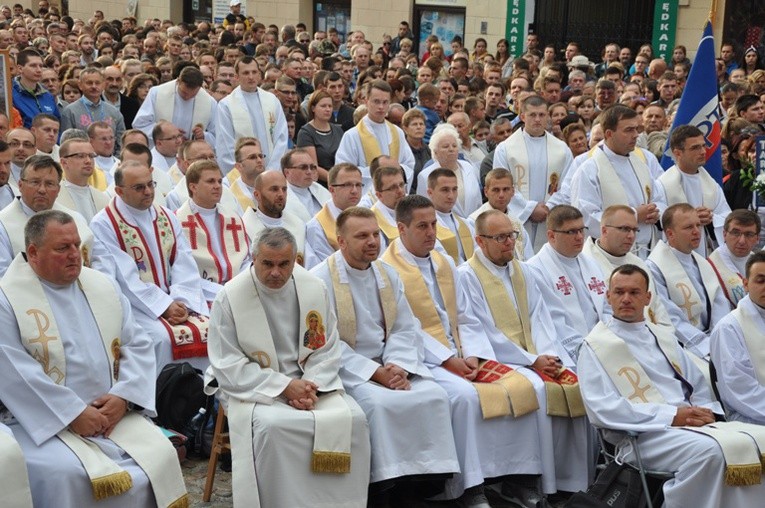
left=579, top=264, right=765, bottom=508
left=282, top=148, right=331, bottom=223
left=57, top=138, right=109, bottom=222
left=0, top=210, right=187, bottom=508
left=708, top=210, right=761, bottom=308
left=0, top=423, right=32, bottom=507
left=657, top=125, right=730, bottom=256
left=0, top=140, right=18, bottom=209
left=426, top=168, right=476, bottom=265
left=204, top=227, right=371, bottom=507
left=311, top=207, right=460, bottom=500
left=91, top=160, right=210, bottom=374
left=225, top=137, right=265, bottom=212
left=492, top=95, right=574, bottom=251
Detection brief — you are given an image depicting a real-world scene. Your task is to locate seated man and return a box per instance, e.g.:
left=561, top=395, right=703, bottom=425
left=460, top=210, right=593, bottom=498
left=710, top=251, right=765, bottom=424
left=57, top=138, right=110, bottom=222
left=708, top=210, right=761, bottom=307
left=226, top=137, right=265, bottom=211
left=176, top=160, right=250, bottom=303
left=242, top=171, right=309, bottom=265
left=528, top=205, right=610, bottom=361
left=579, top=264, right=765, bottom=508
left=427, top=168, right=476, bottom=265
left=282, top=148, right=332, bottom=222
left=382, top=195, right=544, bottom=507
left=0, top=155, right=97, bottom=277
left=647, top=203, right=729, bottom=358
left=0, top=423, right=32, bottom=507
left=371, top=166, right=407, bottom=249
left=304, top=163, right=363, bottom=268
left=91, top=160, right=210, bottom=374
left=204, top=227, right=371, bottom=507
left=0, top=210, right=186, bottom=507
left=312, top=207, right=460, bottom=500
left=468, top=168, right=532, bottom=261
left=583, top=204, right=673, bottom=329
left=0, top=140, right=18, bottom=209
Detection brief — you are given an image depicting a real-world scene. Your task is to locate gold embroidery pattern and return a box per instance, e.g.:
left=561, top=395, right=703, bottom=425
left=618, top=366, right=651, bottom=403
left=27, top=309, right=64, bottom=384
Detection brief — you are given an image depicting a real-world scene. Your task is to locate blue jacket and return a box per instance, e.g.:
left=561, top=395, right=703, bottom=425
left=12, top=77, right=60, bottom=128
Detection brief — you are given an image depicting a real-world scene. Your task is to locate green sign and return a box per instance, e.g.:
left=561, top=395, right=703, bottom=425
left=505, top=0, right=526, bottom=59
left=652, top=0, right=679, bottom=62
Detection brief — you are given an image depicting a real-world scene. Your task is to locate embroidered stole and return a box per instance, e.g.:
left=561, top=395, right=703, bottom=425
left=659, top=165, right=718, bottom=210
left=0, top=257, right=188, bottom=507
left=503, top=130, right=568, bottom=202
left=708, top=249, right=747, bottom=308
left=176, top=202, right=249, bottom=285
left=467, top=254, right=585, bottom=417
left=104, top=200, right=208, bottom=359
left=587, top=321, right=765, bottom=487
left=0, top=430, right=32, bottom=507
left=224, top=268, right=353, bottom=506
left=437, top=214, right=474, bottom=264
left=316, top=204, right=340, bottom=251
left=228, top=87, right=279, bottom=156
left=327, top=254, right=396, bottom=348
left=167, top=165, right=183, bottom=185
left=649, top=241, right=721, bottom=329
left=155, top=80, right=213, bottom=131
left=593, top=147, right=653, bottom=209
left=229, top=177, right=257, bottom=212
left=372, top=203, right=400, bottom=243
left=357, top=118, right=400, bottom=166
left=241, top=208, right=306, bottom=265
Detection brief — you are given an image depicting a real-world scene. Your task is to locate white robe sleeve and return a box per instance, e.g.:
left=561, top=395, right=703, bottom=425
left=0, top=224, right=15, bottom=277
left=266, top=105, right=289, bottom=172
left=214, top=100, right=237, bottom=174
left=304, top=219, right=335, bottom=269
left=203, top=99, right=217, bottom=147
left=570, top=160, right=606, bottom=238
left=454, top=273, right=497, bottom=361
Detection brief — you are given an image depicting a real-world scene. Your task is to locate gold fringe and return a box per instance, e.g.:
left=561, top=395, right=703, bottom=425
left=90, top=471, right=133, bottom=500
left=760, top=454, right=765, bottom=469
left=167, top=493, right=190, bottom=508
left=724, top=464, right=762, bottom=486
left=312, top=451, right=351, bottom=474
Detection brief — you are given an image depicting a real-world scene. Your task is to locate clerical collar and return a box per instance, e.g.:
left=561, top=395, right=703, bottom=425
left=609, top=316, right=647, bottom=331
left=190, top=200, right=217, bottom=217
left=720, top=243, right=749, bottom=269
left=522, top=128, right=546, bottom=140
left=121, top=198, right=155, bottom=221
left=602, top=143, right=631, bottom=160
left=364, top=115, right=386, bottom=127
left=376, top=200, right=395, bottom=216
left=669, top=245, right=694, bottom=263
left=19, top=198, right=37, bottom=217
left=677, top=165, right=700, bottom=176
left=549, top=244, right=579, bottom=265
left=436, top=209, right=455, bottom=225
left=290, top=184, right=311, bottom=197
left=594, top=239, right=626, bottom=264
left=251, top=266, right=293, bottom=297
left=63, top=179, right=89, bottom=191
left=95, top=155, right=115, bottom=168
left=477, top=248, right=513, bottom=277
left=327, top=200, right=343, bottom=217
left=256, top=208, right=282, bottom=226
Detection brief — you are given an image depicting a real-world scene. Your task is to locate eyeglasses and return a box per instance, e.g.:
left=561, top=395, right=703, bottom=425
left=62, top=152, right=97, bottom=160
left=120, top=181, right=157, bottom=192
left=726, top=229, right=758, bottom=239
left=158, top=134, right=183, bottom=141
left=552, top=226, right=588, bottom=236
left=8, top=141, right=35, bottom=149
left=21, top=178, right=59, bottom=190
left=278, top=89, right=298, bottom=95
left=244, top=153, right=266, bottom=160
left=288, top=163, right=318, bottom=171
left=380, top=182, right=406, bottom=192
left=604, top=225, right=640, bottom=234
left=480, top=232, right=520, bottom=243
left=331, top=182, right=363, bottom=189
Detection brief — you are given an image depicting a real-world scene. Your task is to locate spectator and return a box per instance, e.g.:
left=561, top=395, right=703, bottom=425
left=296, top=90, right=343, bottom=185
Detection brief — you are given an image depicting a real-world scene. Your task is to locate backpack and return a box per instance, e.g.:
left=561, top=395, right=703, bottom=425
left=154, top=362, right=207, bottom=431
left=564, top=461, right=645, bottom=508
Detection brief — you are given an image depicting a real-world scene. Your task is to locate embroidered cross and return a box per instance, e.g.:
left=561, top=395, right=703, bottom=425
left=555, top=276, right=573, bottom=295
left=618, top=366, right=651, bottom=403
left=675, top=282, right=698, bottom=322
left=588, top=277, right=606, bottom=294
left=181, top=216, right=198, bottom=249
left=226, top=217, right=243, bottom=252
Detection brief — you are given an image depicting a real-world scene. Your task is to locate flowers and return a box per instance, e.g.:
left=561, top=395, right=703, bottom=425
left=741, top=162, right=765, bottom=200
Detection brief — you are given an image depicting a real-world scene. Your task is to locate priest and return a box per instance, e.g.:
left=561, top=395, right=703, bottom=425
left=0, top=210, right=187, bottom=508
left=0, top=424, right=32, bottom=507
left=226, top=137, right=264, bottom=212
left=426, top=168, right=476, bottom=265
left=708, top=210, right=761, bottom=307
left=204, top=227, right=371, bottom=507
left=371, top=166, right=407, bottom=249
left=282, top=148, right=332, bottom=223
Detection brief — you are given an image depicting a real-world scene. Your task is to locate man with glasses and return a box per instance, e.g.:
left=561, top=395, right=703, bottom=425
left=528, top=205, right=611, bottom=362
left=0, top=155, right=96, bottom=277
left=56, top=138, right=108, bottom=221
left=280, top=148, right=330, bottom=222
left=708, top=210, right=761, bottom=307
left=305, top=163, right=363, bottom=268
left=371, top=166, right=408, bottom=250
left=151, top=121, right=184, bottom=174
left=630, top=54, right=649, bottom=77
left=91, top=160, right=210, bottom=375
left=88, top=121, right=119, bottom=189
left=227, top=137, right=265, bottom=211
left=7, top=128, right=38, bottom=188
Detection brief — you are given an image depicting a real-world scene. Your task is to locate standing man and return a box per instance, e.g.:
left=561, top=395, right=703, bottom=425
left=708, top=210, right=761, bottom=307
left=102, top=65, right=140, bottom=129
left=12, top=49, right=60, bottom=128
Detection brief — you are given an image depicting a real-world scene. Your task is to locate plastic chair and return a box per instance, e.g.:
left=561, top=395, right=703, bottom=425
left=203, top=404, right=230, bottom=502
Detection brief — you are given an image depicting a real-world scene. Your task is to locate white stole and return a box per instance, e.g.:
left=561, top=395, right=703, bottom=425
left=503, top=130, right=568, bottom=202
left=593, top=147, right=653, bottom=208
left=228, top=87, right=279, bottom=156
left=154, top=80, right=214, bottom=131
left=708, top=248, right=747, bottom=307
left=241, top=209, right=306, bottom=265
left=659, top=165, right=718, bottom=209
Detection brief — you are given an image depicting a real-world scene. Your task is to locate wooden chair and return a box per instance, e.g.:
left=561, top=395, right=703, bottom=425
left=203, top=404, right=230, bottom=502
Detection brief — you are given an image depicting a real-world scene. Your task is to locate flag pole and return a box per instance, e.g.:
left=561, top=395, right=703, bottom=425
left=708, top=0, right=718, bottom=26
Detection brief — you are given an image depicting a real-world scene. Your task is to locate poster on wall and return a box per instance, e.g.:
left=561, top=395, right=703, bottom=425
left=418, top=10, right=465, bottom=59
left=213, top=0, right=246, bottom=24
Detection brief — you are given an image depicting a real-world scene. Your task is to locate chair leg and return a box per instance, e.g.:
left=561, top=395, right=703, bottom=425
left=203, top=405, right=227, bottom=502
left=628, top=434, right=653, bottom=508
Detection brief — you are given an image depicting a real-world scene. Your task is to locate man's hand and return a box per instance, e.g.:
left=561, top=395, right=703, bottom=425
left=70, top=406, right=109, bottom=437
left=636, top=203, right=660, bottom=224
left=372, top=364, right=411, bottom=390
left=282, top=379, right=319, bottom=410
left=92, top=395, right=128, bottom=437
left=532, top=355, right=561, bottom=377
left=672, top=406, right=715, bottom=427
left=191, top=124, right=205, bottom=140
left=529, top=203, right=549, bottom=223
left=162, top=301, right=189, bottom=325
left=696, top=207, right=713, bottom=226
left=442, top=356, right=478, bottom=381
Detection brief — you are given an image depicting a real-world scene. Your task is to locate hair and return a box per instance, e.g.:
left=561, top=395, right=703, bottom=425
left=428, top=123, right=459, bottom=153
left=417, top=83, right=440, bottom=102
left=279, top=148, right=309, bottom=172
left=600, top=104, right=638, bottom=131
left=661, top=203, right=696, bottom=230
left=21, top=154, right=62, bottom=181
left=336, top=206, right=376, bottom=235
left=17, top=48, right=43, bottom=67
left=59, top=128, right=89, bottom=143
left=669, top=124, right=704, bottom=150
left=178, top=65, right=204, bottom=88
left=185, top=160, right=221, bottom=196
left=151, top=120, right=172, bottom=144
left=735, top=94, right=762, bottom=116
left=368, top=79, right=392, bottom=96
left=252, top=227, right=297, bottom=257
left=58, top=137, right=92, bottom=158
left=121, top=129, right=149, bottom=147
left=427, top=168, right=457, bottom=189
left=745, top=250, right=765, bottom=279
left=724, top=209, right=762, bottom=234
left=609, top=263, right=650, bottom=290
left=521, top=94, right=547, bottom=112
left=602, top=204, right=637, bottom=223
left=306, top=90, right=332, bottom=120
left=474, top=209, right=507, bottom=235
left=395, top=194, right=434, bottom=226
left=373, top=165, right=403, bottom=192
left=562, top=123, right=587, bottom=142
left=327, top=163, right=361, bottom=185
left=234, top=137, right=260, bottom=162
left=119, top=143, right=153, bottom=169
left=484, top=168, right=514, bottom=188
left=401, top=108, right=426, bottom=128
left=24, top=209, right=74, bottom=249
left=546, top=204, right=583, bottom=230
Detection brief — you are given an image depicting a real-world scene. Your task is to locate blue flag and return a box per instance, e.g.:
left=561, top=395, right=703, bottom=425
left=659, top=20, right=723, bottom=185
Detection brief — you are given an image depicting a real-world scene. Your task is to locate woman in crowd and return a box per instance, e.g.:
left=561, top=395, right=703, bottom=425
left=576, top=96, right=596, bottom=133
left=402, top=108, right=431, bottom=194
left=59, top=78, right=81, bottom=106
left=724, top=127, right=759, bottom=210
left=127, top=73, right=158, bottom=105
left=740, top=46, right=765, bottom=76
left=563, top=123, right=589, bottom=158
left=471, top=37, right=488, bottom=62
left=296, top=90, right=344, bottom=186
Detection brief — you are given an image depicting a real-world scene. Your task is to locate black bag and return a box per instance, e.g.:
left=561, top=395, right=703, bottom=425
left=154, top=362, right=207, bottom=431
left=564, top=462, right=645, bottom=508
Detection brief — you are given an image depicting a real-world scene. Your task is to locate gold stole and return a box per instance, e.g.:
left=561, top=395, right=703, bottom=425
left=437, top=215, right=474, bottom=264
left=327, top=254, right=396, bottom=348
left=316, top=204, right=340, bottom=251
left=229, top=177, right=257, bottom=212
left=587, top=321, right=765, bottom=487
left=176, top=202, right=249, bottom=285
left=467, top=254, right=585, bottom=417
left=357, top=118, right=400, bottom=166
left=167, top=165, right=183, bottom=185
left=0, top=257, right=189, bottom=506
left=503, top=130, right=568, bottom=201
left=372, top=203, right=400, bottom=242
left=87, top=167, right=109, bottom=191
left=708, top=249, right=747, bottom=307
left=226, top=168, right=241, bottom=185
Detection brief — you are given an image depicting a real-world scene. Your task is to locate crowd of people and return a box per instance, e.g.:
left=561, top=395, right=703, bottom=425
left=0, top=2, right=764, bottom=507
